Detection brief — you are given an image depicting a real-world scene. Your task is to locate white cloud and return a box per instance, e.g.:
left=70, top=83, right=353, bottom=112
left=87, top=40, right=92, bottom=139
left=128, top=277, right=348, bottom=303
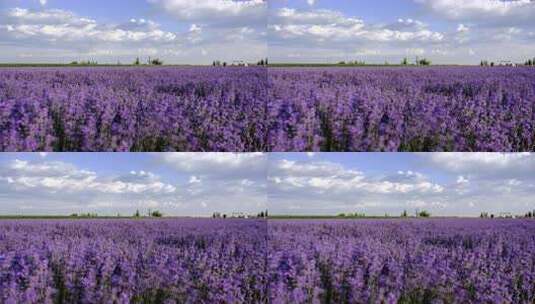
left=270, top=8, right=444, bottom=43
left=270, top=160, right=444, bottom=195
left=189, top=176, right=201, bottom=184
left=457, top=23, right=469, bottom=32
left=156, top=153, right=267, bottom=178
left=414, top=0, right=535, bottom=24
left=427, top=153, right=535, bottom=175
left=457, top=175, right=469, bottom=184
left=147, top=0, right=266, bottom=26
left=3, top=160, right=176, bottom=194
left=2, top=8, right=177, bottom=43
left=0, top=155, right=268, bottom=216
left=0, top=3, right=266, bottom=64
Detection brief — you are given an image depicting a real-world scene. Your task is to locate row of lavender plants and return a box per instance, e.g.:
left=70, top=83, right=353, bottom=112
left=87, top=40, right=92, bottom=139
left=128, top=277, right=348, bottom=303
left=269, top=219, right=535, bottom=303
left=0, top=219, right=268, bottom=303
left=268, top=67, right=535, bottom=151
left=1, top=219, right=534, bottom=303
left=0, top=67, right=268, bottom=152
left=1, top=67, right=534, bottom=151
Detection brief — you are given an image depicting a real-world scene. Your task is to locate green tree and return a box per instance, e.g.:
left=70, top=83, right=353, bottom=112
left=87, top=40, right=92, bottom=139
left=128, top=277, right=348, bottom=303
left=418, top=210, right=431, bottom=217
left=151, top=210, right=163, bottom=217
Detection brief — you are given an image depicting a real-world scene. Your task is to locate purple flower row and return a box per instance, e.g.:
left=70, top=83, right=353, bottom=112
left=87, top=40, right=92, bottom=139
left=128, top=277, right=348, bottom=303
left=1, top=219, right=534, bottom=303
left=1, top=67, right=534, bottom=151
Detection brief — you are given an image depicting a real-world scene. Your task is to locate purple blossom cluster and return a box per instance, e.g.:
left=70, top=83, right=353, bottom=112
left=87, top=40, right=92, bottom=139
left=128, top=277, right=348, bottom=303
left=0, top=67, right=268, bottom=152
left=0, top=219, right=268, bottom=303
left=268, top=67, right=535, bottom=152
left=269, top=219, right=535, bottom=303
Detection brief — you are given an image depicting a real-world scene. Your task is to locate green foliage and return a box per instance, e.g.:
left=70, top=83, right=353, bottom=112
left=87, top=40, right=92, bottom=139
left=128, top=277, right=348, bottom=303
left=151, top=210, right=163, bottom=217
left=418, top=58, right=431, bottom=66
left=150, top=58, right=163, bottom=66
left=418, top=210, right=431, bottom=218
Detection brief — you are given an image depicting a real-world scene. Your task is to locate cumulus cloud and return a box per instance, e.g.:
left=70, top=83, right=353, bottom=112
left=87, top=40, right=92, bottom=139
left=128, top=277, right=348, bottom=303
left=155, top=153, right=267, bottom=179
left=0, top=154, right=268, bottom=216
left=269, top=1, right=535, bottom=64
left=1, top=8, right=177, bottom=43
left=0, top=1, right=267, bottom=64
left=268, top=6, right=450, bottom=63
left=414, top=0, right=535, bottom=25
left=268, top=158, right=450, bottom=215
left=147, top=0, right=267, bottom=27
left=270, top=8, right=444, bottom=43
left=424, top=153, right=535, bottom=179
left=2, top=159, right=175, bottom=194
left=268, top=154, right=535, bottom=216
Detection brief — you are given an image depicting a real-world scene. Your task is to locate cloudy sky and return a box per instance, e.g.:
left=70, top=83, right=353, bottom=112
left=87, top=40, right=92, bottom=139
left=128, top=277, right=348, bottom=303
left=1, top=0, right=534, bottom=64
left=268, top=153, right=535, bottom=216
left=270, top=0, right=535, bottom=64
left=0, top=153, right=267, bottom=216
left=1, top=153, right=534, bottom=217
left=0, top=0, right=267, bottom=64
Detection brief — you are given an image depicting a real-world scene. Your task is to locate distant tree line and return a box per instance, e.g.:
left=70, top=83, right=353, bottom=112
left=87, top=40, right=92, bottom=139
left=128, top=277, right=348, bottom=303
left=480, top=210, right=535, bottom=219
left=524, top=58, right=535, bottom=66
left=134, top=57, right=163, bottom=66
left=257, top=58, right=269, bottom=66
left=211, top=210, right=269, bottom=219
left=211, top=58, right=269, bottom=67
left=134, top=209, right=163, bottom=218
left=480, top=58, right=535, bottom=67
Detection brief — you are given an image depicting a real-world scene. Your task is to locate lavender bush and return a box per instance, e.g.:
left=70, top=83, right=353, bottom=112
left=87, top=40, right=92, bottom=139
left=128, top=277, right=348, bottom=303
left=269, top=219, right=535, bottom=303
left=0, top=219, right=268, bottom=303
left=0, top=67, right=268, bottom=152
left=268, top=67, right=535, bottom=152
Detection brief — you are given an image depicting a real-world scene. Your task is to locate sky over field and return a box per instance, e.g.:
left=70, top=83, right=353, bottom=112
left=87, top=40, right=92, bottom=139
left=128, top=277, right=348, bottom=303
left=0, top=153, right=534, bottom=216
left=270, top=0, right=535, bottom=64
left=0, top=153, right=267, bottom=216
left=0, top=0, right=533, bottom=64
left=268, top=153, right=535, bottom=216
left=0, top=0, right=267, bottom=64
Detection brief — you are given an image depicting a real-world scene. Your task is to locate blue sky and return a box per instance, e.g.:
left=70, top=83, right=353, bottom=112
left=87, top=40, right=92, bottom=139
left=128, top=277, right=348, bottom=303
left=0, top=0, right=267, bottom=64
left=1, top=153, right=534, bottom=217
left=0, top=153, right=267, bottom=216
left=269, top=0, right=535, bottom=64
left=1, top=0, right=534, bottom=64
left=268, top=152, right=535, bottom=216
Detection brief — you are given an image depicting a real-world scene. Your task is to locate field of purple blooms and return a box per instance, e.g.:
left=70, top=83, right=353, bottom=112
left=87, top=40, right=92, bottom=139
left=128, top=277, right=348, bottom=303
left=268, top=67, right=535, bottom=152
left=0, top=67, right=268, bottom=152
left=269, top=219, right=535, bottom=304
left=0, top=219, right=268, bottom=303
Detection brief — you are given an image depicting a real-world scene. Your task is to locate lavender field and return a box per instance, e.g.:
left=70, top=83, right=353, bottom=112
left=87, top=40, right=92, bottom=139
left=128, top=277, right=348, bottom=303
left=0, top=67, right=268, bottom=152
left=268, top=67, right=535, bottom=152
left=1, top=219, right=534, bottom=303
left=0, top=219, right=268, bottom=303
left=269, top=219, right=535, bottom=303
left=2, top=67, right=535, bottom=152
